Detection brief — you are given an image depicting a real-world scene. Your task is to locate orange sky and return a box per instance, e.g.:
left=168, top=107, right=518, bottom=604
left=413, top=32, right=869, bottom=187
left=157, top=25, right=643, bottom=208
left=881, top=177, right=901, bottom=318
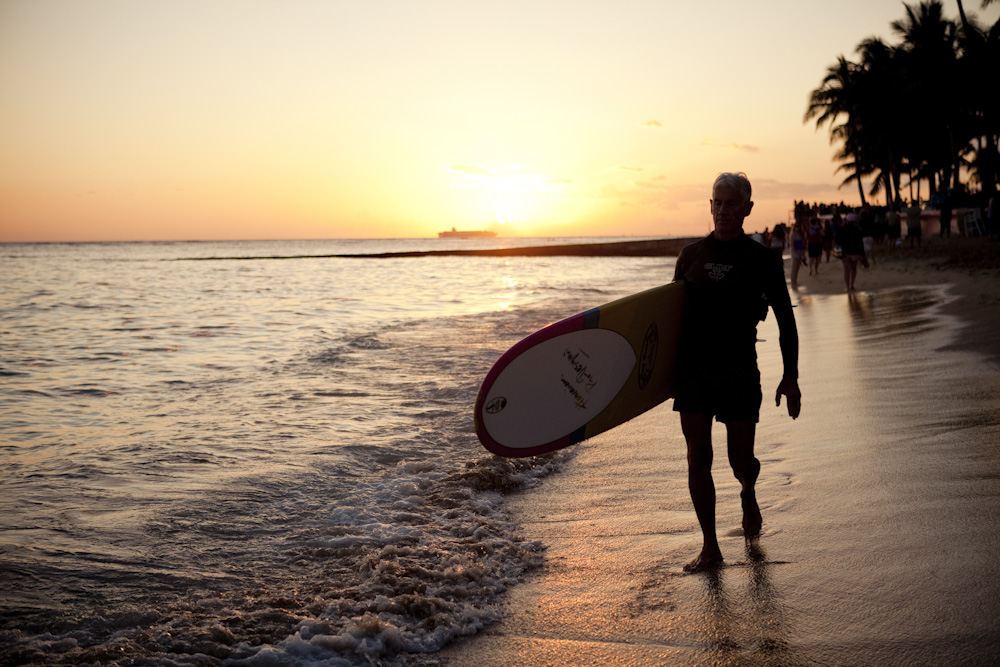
left=2, top=0, right=997, bottom=242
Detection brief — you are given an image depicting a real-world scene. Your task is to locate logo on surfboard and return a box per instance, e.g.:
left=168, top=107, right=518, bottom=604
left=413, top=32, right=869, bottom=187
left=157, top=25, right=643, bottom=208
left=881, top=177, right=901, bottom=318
left=485, top=396, right=507, bottom=414
left=561, top=347, right=598, bottom=410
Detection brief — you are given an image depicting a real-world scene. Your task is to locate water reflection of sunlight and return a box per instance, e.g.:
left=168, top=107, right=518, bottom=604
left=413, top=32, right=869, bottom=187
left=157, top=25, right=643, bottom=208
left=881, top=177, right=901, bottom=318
left=845, top=287, right=950, bottom=340
left=494, top=274, right=521, bottom=311
left=760, top=292, right=863, bottom=414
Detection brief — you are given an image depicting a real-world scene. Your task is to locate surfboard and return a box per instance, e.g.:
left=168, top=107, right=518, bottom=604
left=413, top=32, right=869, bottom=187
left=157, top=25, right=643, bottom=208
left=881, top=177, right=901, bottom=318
left=475, top=281, right=685, bottom=457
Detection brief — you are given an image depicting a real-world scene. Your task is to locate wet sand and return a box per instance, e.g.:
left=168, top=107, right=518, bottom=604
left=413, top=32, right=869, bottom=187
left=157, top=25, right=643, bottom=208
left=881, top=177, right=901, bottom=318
left=789, top=237, right=1000, bottom=366
left=444, top=237, right=1000, bottom=666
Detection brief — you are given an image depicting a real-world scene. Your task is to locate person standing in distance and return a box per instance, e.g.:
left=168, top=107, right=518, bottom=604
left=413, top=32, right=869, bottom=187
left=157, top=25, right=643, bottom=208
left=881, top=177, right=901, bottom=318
left=672, top=172, right=801, bottom=573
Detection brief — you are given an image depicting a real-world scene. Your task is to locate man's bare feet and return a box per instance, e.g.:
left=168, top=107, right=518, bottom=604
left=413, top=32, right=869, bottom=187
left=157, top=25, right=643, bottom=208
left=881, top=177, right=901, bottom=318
left=683, top=547, right=723, bottom=573
left=742, top=494, right=763, bottom=538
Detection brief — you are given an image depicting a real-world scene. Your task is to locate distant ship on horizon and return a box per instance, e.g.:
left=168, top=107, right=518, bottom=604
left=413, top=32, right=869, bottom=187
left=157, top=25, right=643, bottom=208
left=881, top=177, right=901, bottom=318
left=437, top=227, right=497, bottom=239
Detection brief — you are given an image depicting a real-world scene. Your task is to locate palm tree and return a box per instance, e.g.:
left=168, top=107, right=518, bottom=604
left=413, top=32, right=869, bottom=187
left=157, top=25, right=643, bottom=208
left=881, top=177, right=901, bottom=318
left=954, top=1, right=998, bottom=46
left=804, top=57, right=870, bottom=204
left=807, top=1, right=998, bottom=204
left=954, top=4, right=1000, bottom=195
left=805, top=40, right=911, bottom=205
left=855, top=37, right=907, bottom=204
left=891, top=1, right=961, bottom=195
left=957, top=0, right=1000, bottom=24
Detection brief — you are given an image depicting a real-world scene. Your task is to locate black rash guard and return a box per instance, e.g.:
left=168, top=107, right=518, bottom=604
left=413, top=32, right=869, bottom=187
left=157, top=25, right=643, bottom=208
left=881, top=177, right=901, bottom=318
left=673, top=232, right=798, bottom=380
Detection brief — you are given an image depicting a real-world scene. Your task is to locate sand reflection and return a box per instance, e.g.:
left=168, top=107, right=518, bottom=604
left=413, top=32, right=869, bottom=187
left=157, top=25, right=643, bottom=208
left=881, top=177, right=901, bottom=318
left=689, top=540, right=807, bottom=666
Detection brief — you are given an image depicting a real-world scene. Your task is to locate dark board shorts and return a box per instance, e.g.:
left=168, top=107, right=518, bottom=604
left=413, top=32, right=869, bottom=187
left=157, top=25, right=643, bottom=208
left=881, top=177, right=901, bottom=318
left=673, top=362, right=762, bottom=424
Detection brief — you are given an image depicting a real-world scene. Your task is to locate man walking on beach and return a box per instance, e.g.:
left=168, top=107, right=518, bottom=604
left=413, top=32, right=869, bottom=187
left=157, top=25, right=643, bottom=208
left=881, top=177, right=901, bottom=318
left=672, top=172, right=801, bottom=573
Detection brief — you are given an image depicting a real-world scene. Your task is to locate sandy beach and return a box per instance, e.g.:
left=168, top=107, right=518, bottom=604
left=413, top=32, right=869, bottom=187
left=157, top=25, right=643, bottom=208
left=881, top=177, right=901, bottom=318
left=443, top=236, right=1000, bottom=666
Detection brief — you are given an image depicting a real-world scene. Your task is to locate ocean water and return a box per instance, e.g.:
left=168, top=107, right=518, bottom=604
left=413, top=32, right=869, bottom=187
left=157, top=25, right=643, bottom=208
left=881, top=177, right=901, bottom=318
left=0, top=238, right=675, bottom=666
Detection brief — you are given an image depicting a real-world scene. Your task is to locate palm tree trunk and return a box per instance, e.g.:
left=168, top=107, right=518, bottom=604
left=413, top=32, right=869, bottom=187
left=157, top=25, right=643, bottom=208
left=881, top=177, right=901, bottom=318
left=983, top=133, right=998, bottom=196
left=891, top=162, right=903, bottom=206
left=955, top=0, right=969, bottom=32
left=944, top=125, right=959, bottom=190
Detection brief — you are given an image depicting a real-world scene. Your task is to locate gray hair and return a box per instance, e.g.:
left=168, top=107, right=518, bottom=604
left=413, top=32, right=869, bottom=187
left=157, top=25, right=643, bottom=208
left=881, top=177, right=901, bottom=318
left=713, top=172, right=752, bottom=203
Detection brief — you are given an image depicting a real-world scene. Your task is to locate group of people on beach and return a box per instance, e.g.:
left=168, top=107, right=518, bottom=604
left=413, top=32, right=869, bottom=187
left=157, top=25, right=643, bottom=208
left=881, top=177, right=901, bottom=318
left=790, top=205, right=875, bottom=292
left=748, top=197, right=986, bottom=292
left=749, top=212, right=867, bottom=292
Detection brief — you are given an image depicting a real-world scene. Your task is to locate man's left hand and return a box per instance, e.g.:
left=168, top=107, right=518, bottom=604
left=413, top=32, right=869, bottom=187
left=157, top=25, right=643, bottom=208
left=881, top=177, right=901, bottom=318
left=775, top=377, right=801, bottom=419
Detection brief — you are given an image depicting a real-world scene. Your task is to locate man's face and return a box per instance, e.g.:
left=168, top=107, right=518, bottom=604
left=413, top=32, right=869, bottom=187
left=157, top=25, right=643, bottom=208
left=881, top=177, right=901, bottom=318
left=710, top=183, right=753, bottom=241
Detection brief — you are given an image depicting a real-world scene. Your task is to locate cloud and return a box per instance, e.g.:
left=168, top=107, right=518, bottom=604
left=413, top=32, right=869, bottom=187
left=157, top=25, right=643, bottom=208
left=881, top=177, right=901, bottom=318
left=751, top=178, right=848, bottom=200
left=700, top=140, right=760, bottom=153
left=445, top=164, right=491, bottom=176
left=444, top=163, right=545, bottom=178
left=642, top=120, right=663, bottom=128
left=635, top=177, right=667, bottom=189
left=588, top=165, right=645, bottom=178
left=444, top=162, right=564, bottom=194
left=499, top=164, right=543, bottom=177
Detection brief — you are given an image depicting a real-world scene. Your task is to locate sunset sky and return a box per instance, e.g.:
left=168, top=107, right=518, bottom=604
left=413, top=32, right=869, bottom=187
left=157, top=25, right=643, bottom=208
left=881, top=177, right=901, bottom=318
left=2, top=0, right=997, bottom=242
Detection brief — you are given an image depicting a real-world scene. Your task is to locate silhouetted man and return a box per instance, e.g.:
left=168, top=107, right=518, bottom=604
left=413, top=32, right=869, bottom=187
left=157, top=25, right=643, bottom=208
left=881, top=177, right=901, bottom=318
left=672, top=172, right=801, bottom=572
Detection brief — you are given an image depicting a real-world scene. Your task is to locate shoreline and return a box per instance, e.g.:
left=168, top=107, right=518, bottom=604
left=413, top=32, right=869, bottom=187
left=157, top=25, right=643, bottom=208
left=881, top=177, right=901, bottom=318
left=785, top=236, right=1000, bottom=367
left=173, top=237, right=702, bottom=260
left=352, top=237, right=701, bottom=258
